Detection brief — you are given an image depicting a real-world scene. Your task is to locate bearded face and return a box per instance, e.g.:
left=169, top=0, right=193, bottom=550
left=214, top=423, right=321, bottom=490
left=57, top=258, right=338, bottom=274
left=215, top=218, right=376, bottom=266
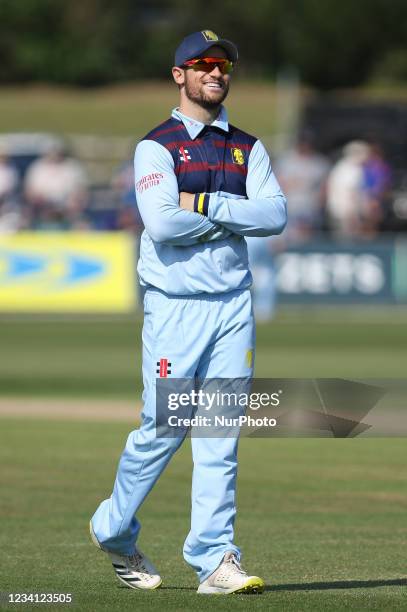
left=183, top=68, right=230, bottom=110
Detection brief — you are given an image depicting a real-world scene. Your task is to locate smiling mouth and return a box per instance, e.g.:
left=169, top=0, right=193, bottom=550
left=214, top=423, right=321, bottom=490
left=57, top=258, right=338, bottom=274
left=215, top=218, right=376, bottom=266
left=203, top=81, right=224, bottom=89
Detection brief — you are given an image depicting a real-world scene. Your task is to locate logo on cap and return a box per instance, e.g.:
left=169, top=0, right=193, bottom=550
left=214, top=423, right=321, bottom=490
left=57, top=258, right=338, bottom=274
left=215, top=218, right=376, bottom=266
left=202, top=30, right=219, bottom=42
left=231, top=148, right=244, bottom=165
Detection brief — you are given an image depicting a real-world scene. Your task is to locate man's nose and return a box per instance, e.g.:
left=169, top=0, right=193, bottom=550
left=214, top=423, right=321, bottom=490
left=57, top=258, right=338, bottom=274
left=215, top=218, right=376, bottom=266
left=209, top=64, right=223, bottom=77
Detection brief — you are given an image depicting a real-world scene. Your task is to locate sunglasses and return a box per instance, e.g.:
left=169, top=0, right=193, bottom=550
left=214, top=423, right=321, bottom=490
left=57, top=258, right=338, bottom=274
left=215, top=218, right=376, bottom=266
left=182, top=57, right=234, bottom=75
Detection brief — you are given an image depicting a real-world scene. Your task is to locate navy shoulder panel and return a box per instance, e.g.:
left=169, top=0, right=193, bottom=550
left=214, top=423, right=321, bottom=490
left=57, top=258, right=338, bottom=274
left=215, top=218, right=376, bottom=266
left=141, top=118, right=187, bottom=147
left=227, top=124, right=258, bottom=148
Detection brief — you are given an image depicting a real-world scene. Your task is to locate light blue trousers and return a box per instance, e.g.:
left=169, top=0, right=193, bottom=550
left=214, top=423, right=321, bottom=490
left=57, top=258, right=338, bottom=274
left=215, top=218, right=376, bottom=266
left=91, top=288, right=255, bottom=582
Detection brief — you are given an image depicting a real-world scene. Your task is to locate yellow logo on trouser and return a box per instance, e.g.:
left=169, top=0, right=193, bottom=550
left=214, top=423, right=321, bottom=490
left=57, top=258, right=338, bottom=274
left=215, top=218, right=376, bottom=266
left=202, top=30, right=219, bottom=42
left=231, top=148, right=245, bottom=165
left=246, top=349, right=253, bottom=369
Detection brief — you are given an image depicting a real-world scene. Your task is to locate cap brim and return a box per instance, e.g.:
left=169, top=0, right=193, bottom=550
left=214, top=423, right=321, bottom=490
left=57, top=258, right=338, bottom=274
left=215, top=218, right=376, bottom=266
left=191, top=39, right=238, bottom=63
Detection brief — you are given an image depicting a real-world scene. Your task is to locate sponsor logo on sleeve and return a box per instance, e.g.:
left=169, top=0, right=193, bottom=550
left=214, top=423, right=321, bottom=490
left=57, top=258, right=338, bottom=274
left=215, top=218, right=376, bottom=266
left=136, top=172, right=164, bottom=193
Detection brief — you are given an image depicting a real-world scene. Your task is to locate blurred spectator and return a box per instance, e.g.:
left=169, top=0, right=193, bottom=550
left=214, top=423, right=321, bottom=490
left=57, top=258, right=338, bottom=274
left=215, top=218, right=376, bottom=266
left=275, top=131, right=330, bottom=241
left=0, top=150, right=19, bottom=200
left=326, top=141, right=370, bottom=239
left=0, top=147, right=25, bottom=233
left=363, top=143, right=392, bottom=235
left=24, top=142, right=89, bottom=230
left=111, top=159, right=143, bottom=234
left=246, top=236, right=276, bottom=322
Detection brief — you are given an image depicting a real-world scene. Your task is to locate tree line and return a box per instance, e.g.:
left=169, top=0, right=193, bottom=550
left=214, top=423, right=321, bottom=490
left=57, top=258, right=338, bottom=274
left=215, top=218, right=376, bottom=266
left=1, top=0, right=407, bottom=89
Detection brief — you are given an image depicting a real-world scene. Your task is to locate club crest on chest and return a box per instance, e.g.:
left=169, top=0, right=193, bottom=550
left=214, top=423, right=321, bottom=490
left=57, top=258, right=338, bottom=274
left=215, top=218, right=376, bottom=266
left=231, top=147, right=245, bottom=165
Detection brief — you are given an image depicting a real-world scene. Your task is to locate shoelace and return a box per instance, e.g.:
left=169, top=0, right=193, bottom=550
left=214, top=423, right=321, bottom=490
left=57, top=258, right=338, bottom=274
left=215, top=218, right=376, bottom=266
left=127, top=551, right=149, bottom=573
left=224, top=555, right=246, bottom=575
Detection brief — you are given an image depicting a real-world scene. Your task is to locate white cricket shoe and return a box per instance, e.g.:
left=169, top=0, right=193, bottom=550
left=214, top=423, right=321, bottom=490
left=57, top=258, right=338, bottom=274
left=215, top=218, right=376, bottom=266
left=89, top=520, right=162, bottom=590
left=197, top=551, right=265, bottom=595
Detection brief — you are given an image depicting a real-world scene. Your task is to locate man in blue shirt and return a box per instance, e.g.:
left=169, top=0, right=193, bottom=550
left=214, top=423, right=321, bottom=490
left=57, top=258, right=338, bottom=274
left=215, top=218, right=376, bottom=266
left=90, top=30, right=287, bottom=595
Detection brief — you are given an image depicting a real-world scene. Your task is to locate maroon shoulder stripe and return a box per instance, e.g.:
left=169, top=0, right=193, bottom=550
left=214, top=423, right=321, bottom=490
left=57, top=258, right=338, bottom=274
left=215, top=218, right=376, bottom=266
left=175, top=162, right=247, bottom=175
left=223, top=162, right=247, bottom=174
left=152, top=124, right=185, bottom=138
left=164, top=139, right=253, bottom=151
left=213, top=141, right=253, bottom=150
left=165, top=139, right=204, bottom=151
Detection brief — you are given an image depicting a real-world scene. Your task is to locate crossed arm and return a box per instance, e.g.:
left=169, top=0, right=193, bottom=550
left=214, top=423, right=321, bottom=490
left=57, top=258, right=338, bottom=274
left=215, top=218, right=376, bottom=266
left=134, top=138, right=287, bottom=246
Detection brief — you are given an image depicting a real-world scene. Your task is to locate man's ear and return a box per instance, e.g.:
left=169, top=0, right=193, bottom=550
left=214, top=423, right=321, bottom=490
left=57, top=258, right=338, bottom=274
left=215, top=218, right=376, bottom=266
left=172, top=66, right=185, bottom=86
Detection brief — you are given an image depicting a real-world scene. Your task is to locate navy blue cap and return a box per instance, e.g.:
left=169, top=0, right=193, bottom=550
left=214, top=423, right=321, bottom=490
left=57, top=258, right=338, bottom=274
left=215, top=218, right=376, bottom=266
left=175, top=30, right=238, bottom=66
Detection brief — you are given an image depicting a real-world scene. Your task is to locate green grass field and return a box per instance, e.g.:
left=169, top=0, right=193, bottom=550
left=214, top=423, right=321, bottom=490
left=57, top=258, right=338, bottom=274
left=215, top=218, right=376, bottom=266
left=0, top=83, right=279, bottom=138
left=0, top=420, right=406, bottom=611
left=1, top=81, right=407, bottom=609
left=1, top=312, right=407, bottom=397
left=1, top=83, right=407, bottom=139
left=0, top=313, right=406, bottom=610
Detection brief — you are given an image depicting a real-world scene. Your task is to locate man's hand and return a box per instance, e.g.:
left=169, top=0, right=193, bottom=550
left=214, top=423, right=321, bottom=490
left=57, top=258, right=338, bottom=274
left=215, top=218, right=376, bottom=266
left=179, top=192, right=195, bottom=212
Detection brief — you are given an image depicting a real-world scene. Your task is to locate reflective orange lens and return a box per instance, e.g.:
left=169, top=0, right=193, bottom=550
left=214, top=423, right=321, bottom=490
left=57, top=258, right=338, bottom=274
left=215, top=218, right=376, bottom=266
left=182, top=57, right=234, bottom=74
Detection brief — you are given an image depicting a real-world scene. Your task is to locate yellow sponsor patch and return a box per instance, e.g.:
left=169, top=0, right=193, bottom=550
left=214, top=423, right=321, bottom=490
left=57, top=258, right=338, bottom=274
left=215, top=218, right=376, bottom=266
left=202, top=30, right=219, bottom=42
left=231, top=147, right=245, bottom=165
left=246, top=349, right=253, bottom=368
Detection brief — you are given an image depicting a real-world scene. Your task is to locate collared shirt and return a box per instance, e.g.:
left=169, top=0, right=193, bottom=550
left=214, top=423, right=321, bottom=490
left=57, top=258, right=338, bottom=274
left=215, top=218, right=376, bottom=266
left=171, top=106, right=229, bottom=139
left=134, top=106, right=287, bottom=295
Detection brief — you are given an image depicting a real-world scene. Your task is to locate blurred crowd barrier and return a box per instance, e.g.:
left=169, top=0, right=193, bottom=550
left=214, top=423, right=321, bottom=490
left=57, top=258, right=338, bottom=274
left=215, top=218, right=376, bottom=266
left=0, top=129, right=407, bottom=316
left=0, top=232, right=406, bottom=314
left=0, top=232, right=136, bottom=312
